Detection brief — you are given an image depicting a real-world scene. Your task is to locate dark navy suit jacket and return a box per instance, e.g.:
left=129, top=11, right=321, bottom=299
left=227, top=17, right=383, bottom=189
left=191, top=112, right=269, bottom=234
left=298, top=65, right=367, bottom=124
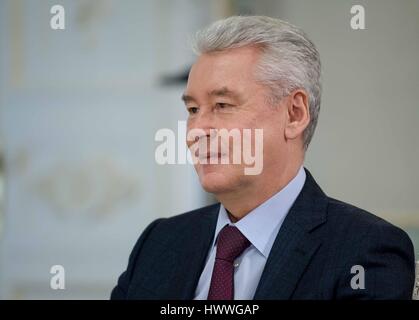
left=111, top=168, right=415, bottom=299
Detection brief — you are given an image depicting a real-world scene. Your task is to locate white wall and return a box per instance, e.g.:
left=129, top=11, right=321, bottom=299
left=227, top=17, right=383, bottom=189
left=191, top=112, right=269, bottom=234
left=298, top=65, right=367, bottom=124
left=0, top=0, right=214, bottom=299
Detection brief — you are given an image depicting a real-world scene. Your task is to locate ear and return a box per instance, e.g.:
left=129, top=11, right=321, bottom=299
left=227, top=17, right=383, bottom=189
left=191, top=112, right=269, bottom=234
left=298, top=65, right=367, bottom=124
left=284, top=89, right=310, bottom=141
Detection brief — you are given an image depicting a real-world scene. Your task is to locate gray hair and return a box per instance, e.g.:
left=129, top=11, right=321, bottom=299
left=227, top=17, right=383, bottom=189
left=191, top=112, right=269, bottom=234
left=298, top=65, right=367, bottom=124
left=191, top=16, right=321, bottom=151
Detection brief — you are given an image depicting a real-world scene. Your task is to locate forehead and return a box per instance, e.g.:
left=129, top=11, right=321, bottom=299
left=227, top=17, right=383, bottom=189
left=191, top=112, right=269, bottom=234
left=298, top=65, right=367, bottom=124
left=186, top=46, right=262, bottom=94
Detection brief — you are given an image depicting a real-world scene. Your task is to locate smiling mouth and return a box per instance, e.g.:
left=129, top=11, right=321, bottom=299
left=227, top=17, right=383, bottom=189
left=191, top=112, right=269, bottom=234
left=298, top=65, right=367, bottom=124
left=198, top=153, right=226, bottom=163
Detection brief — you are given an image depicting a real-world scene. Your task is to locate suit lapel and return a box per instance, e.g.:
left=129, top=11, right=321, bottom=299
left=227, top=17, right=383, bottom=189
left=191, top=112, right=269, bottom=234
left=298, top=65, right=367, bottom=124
left=253, top=168, right=328, bottom=299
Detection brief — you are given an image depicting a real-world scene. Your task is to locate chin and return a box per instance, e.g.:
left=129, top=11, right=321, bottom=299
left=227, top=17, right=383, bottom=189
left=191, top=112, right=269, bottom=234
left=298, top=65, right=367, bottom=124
left=197, top=169, right=236, bottom=194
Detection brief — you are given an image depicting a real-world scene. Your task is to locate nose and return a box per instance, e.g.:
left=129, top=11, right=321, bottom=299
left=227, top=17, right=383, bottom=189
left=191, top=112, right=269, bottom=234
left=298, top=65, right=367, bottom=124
left=187, top=109, right=215, bottom=145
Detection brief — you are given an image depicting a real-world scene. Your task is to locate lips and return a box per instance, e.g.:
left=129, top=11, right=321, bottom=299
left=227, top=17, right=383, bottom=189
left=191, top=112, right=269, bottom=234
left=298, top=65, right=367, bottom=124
left=198, top=152, right=226, bottom=163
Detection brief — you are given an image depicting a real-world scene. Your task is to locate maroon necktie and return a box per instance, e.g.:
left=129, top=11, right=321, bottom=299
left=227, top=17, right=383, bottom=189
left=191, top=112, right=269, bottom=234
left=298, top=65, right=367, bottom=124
left=207, top=225, right=251, bottom=300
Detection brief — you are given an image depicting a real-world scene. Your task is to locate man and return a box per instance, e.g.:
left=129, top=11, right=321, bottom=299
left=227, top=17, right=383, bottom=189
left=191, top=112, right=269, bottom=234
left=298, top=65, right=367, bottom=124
left=111, top=16, right=415, bottom=300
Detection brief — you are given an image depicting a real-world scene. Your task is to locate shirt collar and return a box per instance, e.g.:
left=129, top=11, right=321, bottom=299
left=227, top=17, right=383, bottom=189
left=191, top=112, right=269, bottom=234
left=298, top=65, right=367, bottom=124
left=213, top=166, right=306, bottom=258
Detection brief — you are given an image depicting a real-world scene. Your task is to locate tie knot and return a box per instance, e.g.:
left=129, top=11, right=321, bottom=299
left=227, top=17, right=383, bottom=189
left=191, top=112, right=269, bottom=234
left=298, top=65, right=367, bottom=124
left=215, top=225, right=251, bottom=262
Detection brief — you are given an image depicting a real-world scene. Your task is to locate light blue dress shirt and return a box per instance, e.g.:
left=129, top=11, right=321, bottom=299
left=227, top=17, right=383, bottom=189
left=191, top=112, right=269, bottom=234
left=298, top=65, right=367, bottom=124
left=194, top=166, right=306, bottom=300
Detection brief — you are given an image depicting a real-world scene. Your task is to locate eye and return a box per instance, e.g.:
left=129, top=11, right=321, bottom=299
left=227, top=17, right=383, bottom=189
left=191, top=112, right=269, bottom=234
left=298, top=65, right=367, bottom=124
left=187, top=106, right=199, bottom=115
left=215, top=103, right=231, bottom=109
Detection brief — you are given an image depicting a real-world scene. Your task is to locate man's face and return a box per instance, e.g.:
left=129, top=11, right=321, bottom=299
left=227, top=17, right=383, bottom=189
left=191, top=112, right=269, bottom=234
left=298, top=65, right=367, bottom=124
left=183, top=46, right=287, bottom=195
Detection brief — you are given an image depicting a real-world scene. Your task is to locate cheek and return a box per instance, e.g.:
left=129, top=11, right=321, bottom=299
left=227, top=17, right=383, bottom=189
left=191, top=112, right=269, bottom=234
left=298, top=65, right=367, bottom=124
left=253, top=113, right=286, bottom=153
left=263, top=122, right=285, bottom=148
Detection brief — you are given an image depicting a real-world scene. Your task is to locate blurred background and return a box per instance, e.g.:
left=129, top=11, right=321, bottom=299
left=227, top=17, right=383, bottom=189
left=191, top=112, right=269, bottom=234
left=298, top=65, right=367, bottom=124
left=0, top=0, right=418, bottom=299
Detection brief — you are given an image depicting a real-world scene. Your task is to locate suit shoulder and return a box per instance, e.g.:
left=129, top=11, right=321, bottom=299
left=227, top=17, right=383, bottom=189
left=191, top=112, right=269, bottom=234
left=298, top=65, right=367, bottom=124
left=143, top=203, right=219, bottom=243
left=326, top=197, right=411, bottom=242
left=161, top=202, right=220, bottom=225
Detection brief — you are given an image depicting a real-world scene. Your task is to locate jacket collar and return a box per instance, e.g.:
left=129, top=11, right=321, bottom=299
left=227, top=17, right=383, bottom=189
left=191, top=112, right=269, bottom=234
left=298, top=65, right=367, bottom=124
left=253, top=167, right=328, bottom=299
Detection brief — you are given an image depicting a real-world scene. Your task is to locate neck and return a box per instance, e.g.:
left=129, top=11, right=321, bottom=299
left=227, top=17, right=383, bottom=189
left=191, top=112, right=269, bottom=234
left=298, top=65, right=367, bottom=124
left=217, top=160, right=303, bottom=221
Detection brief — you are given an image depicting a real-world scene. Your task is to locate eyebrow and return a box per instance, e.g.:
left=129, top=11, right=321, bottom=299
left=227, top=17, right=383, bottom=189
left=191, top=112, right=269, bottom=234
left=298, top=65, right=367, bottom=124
left=181, top=86, right=241, bottom=104
left=181, top=93, right=196, bottom=104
